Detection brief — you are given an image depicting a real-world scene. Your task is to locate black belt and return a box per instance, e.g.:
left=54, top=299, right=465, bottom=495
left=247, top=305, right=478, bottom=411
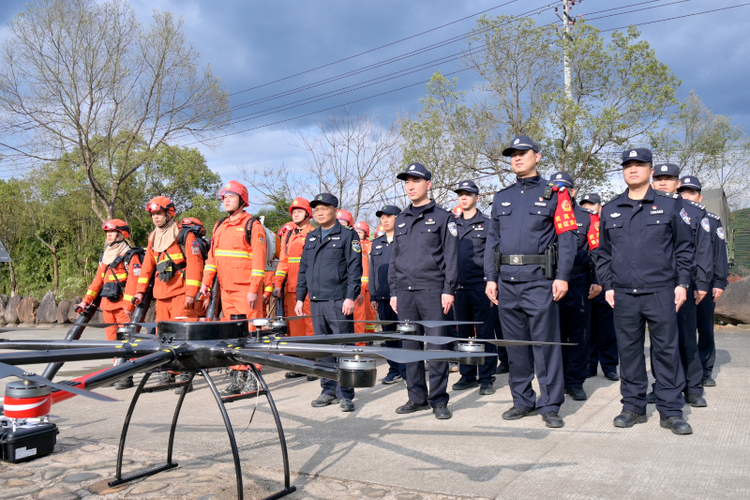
left=571, top=265, right=588, bottom=275
left=500, top=254, right=545, bottom=265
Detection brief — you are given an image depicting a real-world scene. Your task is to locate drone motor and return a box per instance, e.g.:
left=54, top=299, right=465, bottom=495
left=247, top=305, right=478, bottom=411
left=456, top=342, right=486, bottom=366
left=338, top=357, right=377, bottom=388
left=0, top=380, right=58, bottom=463
left=397, top=323, right=418, bottom=334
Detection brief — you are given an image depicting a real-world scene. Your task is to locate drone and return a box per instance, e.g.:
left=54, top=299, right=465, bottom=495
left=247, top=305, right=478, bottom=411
left=0, top=313, right=572, bottom=500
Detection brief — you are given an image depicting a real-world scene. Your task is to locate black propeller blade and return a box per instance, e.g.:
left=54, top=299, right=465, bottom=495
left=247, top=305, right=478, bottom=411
left=235, top=344, right=494, bottom=364
left=334, top=319, right=481, bottom=328
left=0, top=362, right=116, bottom=402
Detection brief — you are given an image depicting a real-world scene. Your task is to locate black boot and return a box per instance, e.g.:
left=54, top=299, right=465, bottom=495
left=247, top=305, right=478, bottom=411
left=221, top=371, right=245, bottom=396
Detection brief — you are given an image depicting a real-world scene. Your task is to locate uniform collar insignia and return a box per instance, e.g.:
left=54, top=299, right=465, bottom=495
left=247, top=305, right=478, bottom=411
left=610, top=212, right=621, bottom=218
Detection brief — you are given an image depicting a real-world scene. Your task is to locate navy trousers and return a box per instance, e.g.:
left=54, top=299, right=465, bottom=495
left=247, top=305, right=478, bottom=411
left=310, top=299, right=355, bottom=400
left=613, top=290, right=685, bottom=418
left=397, top=289, right=449, bottom=408
left=378, top=299, right=407, bottom=380
left=455, top=287, right=497, bottom=384
left=493, top=305, right=509, bottom=368
left=697, top=296, right=716, bottom=377
left=558, top=281, right=591, bottom=388
left=675, top=283, right=704, bottom=396
left=498, top=280, right=564, bottom=414
left=589, top=292, right=619, bottom=375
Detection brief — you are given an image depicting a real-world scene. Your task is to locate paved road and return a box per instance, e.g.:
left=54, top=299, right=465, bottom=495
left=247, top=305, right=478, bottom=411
left=0, top=324, right=748, bottom=499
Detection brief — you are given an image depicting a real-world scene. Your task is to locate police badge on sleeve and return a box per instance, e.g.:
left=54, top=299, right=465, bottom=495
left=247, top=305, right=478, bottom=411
left=352, top=240, right=361, bottom=253
left=717, top=227, right=725, bottom=240
left=701, top=218, right=711, bottom=233
left=680, top=208, right=691, bottom=225
left=448, top=222, right=458, bottom=237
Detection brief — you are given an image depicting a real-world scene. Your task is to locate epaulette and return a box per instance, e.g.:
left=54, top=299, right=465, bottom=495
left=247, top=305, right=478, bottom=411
left=685, top=199, right=706, bottom=210
left=706, top=212, right=721, bottom=220
left=604, top=194, right=620, bottom=206
left=579, top=206, right=597, bottom=215
left=654, top=190, right=679, bottom=199
left=342, top=225, right=353, bottom=230
left=497, top=184, right=514, bottom=193
left=434, top=203, right=451, bottom=214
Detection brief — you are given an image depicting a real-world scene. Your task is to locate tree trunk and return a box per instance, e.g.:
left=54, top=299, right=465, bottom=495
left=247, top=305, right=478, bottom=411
left=9, top=261, right=17, bottom=296
left=52, top=249, right=59, bottom=292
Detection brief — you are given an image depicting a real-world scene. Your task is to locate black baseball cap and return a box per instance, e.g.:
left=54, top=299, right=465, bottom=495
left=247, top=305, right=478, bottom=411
left=309, top=192, right=339, bottom=209
left=653, top=163, right=680, bottom=178
left=397, top=162, right=432, bottom=181
left=550, top=171, right=574, bottom=188
left=454, top=180, right=479, bottom=194
left=621, top=148, right=653, bottom=166
left=502, top=135, right=539, bottom=157
left=678, top=176, right=702, bottom=192
left=376, top=205, right=401, bottom=217
left=580, top=193, right=602, bottom=205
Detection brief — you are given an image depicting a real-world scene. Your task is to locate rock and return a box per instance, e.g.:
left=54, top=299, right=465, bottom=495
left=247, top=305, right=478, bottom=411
left=43, top=467, right=68, bottom=480
left=88, top=479, right=127, bottom=495
left=56, top=300, right=72, bottom=324
left=17, top=296, right=39, bottom=324
left=37, top=486, right=77, bottom=500
left=0, top=296, right=6, bottom=324
left=0, top=469, right=34, bottom=478
left=145, top=302, right=156, bottom=322
left=37, top=291, right=58, bottom=324
left=6, top=479, right=33, bottom=487
left=360, top=487, right=388, bottom=498
left=0, top=485, right=40, bottom=498
left=68, top=297, right=82, bottom=323
left=715, top=277, right=750, bottom=324
left=62, top=472, right=100, bottom=483
left=130, top=481, right=167, bottom=494
left=3, top=294, right=21, bottom=324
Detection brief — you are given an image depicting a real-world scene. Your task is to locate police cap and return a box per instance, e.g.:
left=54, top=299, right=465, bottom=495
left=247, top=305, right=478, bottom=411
left=580, top=193, right=602, bottom=205
left=621, top=148, right=653, bottom=166
left=454, top=180, right=479, bottom=194
left=502, top=135, right=539, bottom=157
left=376, top=205, right=402, bottom=217
left=653, top=163, right=680, bottom=178
left=678, top=176, right=702, bottom=192
left=551, top=171, right=574, bottom=188
left=310, top=192, right=339, bottom=209
left=397, top=162, right=432, bottom=181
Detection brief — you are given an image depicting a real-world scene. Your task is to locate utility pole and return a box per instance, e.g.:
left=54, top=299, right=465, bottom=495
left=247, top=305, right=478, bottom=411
left=556, top=0, right=580, bottom=100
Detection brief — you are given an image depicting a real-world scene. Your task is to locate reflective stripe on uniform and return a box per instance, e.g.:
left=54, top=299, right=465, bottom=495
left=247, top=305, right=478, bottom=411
left=108, top=273, right=127, bottom=281
left=264, top=285, right=274, bottom=292
left=288, top=257, right=301, bottom=263
left=275, top=271, right=287, bottom=277
left=154, top=252, right=184, bottom=262
left=361, top=277, right=370, bottom=283
left=86, top=290, right=97, bottom=297
left=214, top=249, right=252, bottom=259
left=251, top=269, right=265, bottom=277
left=137, top=277, right=149, bottom=284
left=185, top=279, right=202, bottom=287
left=204, top=264, right=217, bottom=272
left=123, top=294, right=133, bottom=301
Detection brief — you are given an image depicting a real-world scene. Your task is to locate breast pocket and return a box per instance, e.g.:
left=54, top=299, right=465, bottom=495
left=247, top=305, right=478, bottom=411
left=528, top=207, right=552, bottom=229
left=606, top=222, right=625, bottom=244
left=646, top=217, right=671, bottom=238
left=495, top=209, right=513, bottom=230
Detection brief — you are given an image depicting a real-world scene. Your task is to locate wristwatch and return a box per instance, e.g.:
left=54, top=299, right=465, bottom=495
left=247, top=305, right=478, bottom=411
left=677, top=284, right=689, bottom=289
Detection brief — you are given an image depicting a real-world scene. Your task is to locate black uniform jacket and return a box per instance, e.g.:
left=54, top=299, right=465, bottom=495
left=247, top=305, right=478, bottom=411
left=596, top=187, right=695, bottom=294
left=369, top=234, right=394, bottom=300
left=483, top=175, right=577, bottom=283
left=388, top=200, right=458, bottom=296
left=296, top=221, right=362, bottom=302
left=456, top=209, right=490, bottom=289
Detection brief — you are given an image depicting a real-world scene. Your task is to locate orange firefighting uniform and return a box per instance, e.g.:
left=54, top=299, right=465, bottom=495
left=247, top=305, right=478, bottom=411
left=354, top=239, right=376, bottom=336
left=274, top=224, right=314, bottom=336
left=82, top=251, right=142, bottom=341
left=135, top=229, right=204, bottom=322
left=202, top=212, right=267, bottom=321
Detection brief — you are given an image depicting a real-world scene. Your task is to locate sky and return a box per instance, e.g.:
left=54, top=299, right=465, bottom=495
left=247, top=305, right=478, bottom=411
left=0, top=0, right=749, bottom=202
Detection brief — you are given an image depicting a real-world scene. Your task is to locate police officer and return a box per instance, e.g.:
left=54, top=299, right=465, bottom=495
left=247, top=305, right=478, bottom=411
left=651, top=164, right=712, bottom=408
left=677, top=176, right=729, bottom=387
left=369, top=205, right=407, bottom=385
left=388, top=162, right=458, bottom=420
left=550, top=173, right=602, bottom=401
left=450, top=180, right=498, bottom=395
left=484, top=135, right=577, bottom=429
left=597, top=148, right=695, bottom=435
left=295, top=193, right=363, bottom=412
left=580, top=193, right=620, bottom=382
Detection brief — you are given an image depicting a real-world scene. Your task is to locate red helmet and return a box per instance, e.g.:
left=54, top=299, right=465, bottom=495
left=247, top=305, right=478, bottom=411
left=452, top=205, right=463, bottom=218
left=289, top=197, right=312, bottom=218
left=374, top=224, right=385, bottom=238
left=278, top=222, right=296, bottom=236
left=102, top=219, right=130, bottom=239
left=336, top=209, right=354, bottom=227
left=354, top=221, right=370, bottom=239
left=146, top=196, right=176, bottom=217
left=181, top=217, right=206, bottom=237
left=219, top=180, right=249, bottom=207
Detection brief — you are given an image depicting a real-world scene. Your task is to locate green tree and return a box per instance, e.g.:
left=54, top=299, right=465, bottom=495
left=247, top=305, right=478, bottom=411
left=0, top=0, right=230, bottom=222
left=0, top=178, right=28, bottom=295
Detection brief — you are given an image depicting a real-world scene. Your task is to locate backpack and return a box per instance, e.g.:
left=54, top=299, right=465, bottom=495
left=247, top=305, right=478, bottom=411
left=213, top=215, right=277, bottom=271
left=177, top=226, right=210, bottom=261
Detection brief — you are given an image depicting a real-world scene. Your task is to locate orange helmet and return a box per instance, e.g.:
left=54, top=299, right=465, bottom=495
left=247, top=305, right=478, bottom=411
left=289, top=197, right=312, bottom=218
left=219, top=180, right=249, bottom=207
left=374, top=224, right=385, bottom=238
left=181, top=217, right=206, bottom=237
left=146, top=196, right=176, bottom=217
left=354, top=221, right=370, bottom=238
left=102, top=219, right=130, bottom=239
left=336, top=209, right=354, bottom=227
left=278, top=222, right=296, bottom=236
left=452, top=205, right=463, bottom=218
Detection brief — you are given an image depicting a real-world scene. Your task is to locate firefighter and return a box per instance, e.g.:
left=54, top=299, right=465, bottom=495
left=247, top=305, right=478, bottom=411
left=76, top=219, right=141, bottom=390
left=199, top=181, right=267, bottom=396
left=354, top=220, right=376, bottom=337
left=133, top=196, right=205, bottom=391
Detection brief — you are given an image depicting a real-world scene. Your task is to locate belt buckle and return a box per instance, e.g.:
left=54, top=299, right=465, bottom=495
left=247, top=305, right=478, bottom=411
left=510, top=255, right=523, bottom=265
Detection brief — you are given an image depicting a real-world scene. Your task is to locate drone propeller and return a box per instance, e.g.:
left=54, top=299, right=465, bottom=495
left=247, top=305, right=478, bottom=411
left=0, top=361, right=116, bottom=402
left=335, top=319, right=481, bottom=328
left=0, top=327, right=51, bottom=333
left=261, top=333, right=575, bottom=347
left=80, top=321, right=158, bottom=329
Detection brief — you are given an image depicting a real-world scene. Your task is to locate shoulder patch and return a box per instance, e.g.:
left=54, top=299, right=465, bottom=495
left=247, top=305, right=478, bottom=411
left=706, top=212, right=721, bottom=220
left=717, top=227, right=725, bottom=240
left=655, top=190, right=679, bottom=199
left=497, top=184, right=514, bottom=193
left=448, top=222, right=458, bottom=237
left=434, top=204, right=451, bottom=214
left=686, top=200, right=706, bottom=210
left=701, top=217, right=711, bottom=233
left=352, top=240, right=361, bottom=253
left=604, top=194, right=620, bottom=206
left=680, top=208, right=691, bottom=225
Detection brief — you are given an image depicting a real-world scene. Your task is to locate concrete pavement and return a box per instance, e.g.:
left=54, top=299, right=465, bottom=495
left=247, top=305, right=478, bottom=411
left=0, top=324, right=748, bottom=499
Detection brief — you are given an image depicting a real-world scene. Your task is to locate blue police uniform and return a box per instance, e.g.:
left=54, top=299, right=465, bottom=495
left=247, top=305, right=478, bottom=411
left=596, top=183, right=694, bottom=421
left=588, top=289, right=619, bottom=378
left=297, top=196, right=363, bottom=404
left=483, top=138, right=577, bottom=422
left=388, top=164, right=459, bottom=413
left=453, top=200, right=498, bottom=388
left=369, top=207, right=408, bottom=383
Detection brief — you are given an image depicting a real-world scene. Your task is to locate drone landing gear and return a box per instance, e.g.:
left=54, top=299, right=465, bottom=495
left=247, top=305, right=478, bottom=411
left=108, top=367, right=296, bottom=500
